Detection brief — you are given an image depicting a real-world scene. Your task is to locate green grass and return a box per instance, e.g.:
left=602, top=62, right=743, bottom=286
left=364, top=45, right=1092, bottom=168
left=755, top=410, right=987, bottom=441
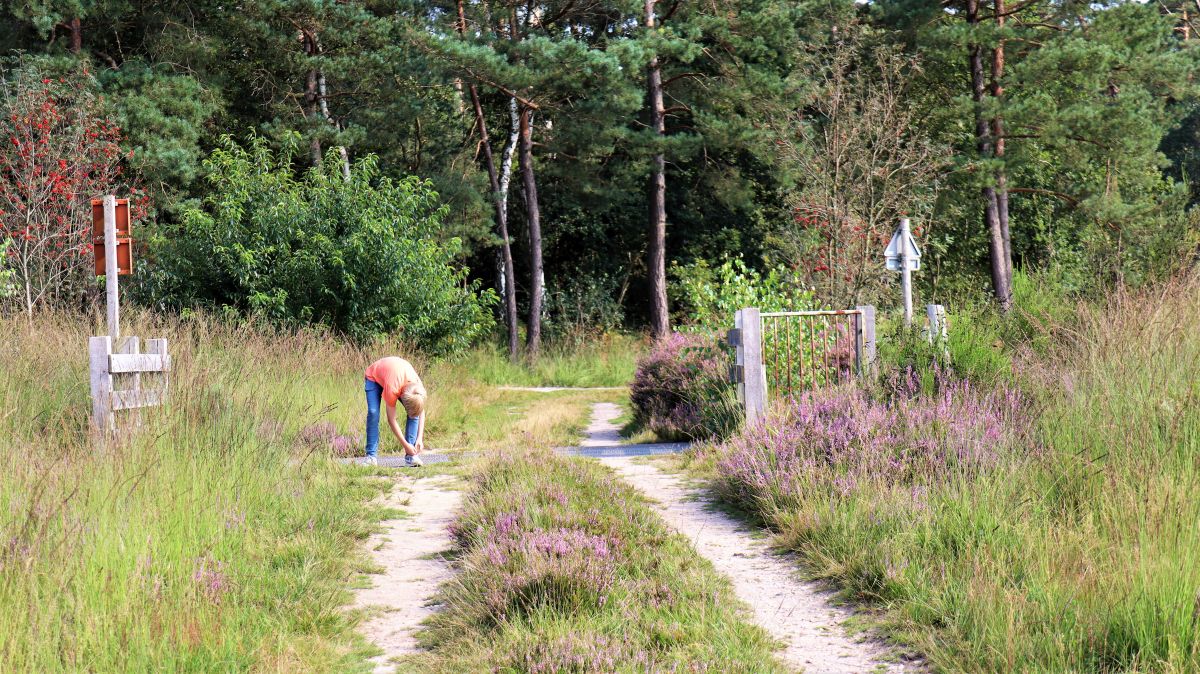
left=418, top=378, right=625, bottom=453
left=450, top=334, right=642, bottom=388
left=683, top=277, right=1200, bottom=672
left=405, top=448, right=785, bottom=672
left=0, top=309, right=640, bottom=670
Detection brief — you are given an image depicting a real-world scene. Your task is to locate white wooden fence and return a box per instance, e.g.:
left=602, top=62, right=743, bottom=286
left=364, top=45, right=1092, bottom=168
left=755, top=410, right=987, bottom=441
left=89, top=335, right=170, bottom=432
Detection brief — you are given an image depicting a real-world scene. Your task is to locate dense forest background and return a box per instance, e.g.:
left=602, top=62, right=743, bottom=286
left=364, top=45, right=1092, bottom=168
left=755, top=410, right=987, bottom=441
left=2, top=0, right=1199, bottom=354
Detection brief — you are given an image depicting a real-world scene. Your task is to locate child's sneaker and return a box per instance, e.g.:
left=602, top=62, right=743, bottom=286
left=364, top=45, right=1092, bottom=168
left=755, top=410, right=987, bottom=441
left=363, top=456, right=378, bottom=466
left=405, top=454, right=424, bottom=468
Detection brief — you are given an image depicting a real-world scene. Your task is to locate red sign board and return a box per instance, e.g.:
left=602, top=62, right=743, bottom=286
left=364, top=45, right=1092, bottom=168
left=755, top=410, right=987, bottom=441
left=92, top=198, right=133, bottom=276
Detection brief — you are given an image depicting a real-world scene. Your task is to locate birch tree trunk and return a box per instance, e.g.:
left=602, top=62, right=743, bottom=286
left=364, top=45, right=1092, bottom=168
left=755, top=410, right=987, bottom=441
left=317, top=70, right=351, bottom=181
left=456, top=0, right=520, bottom=359
left=302, top=31, right=323, bottom=166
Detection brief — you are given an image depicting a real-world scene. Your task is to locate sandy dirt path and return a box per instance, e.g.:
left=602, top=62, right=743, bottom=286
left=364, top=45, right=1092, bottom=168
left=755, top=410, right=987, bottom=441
left=590, top=403, right=911, bottom=674
left=352, top=474, right=461, bottom=674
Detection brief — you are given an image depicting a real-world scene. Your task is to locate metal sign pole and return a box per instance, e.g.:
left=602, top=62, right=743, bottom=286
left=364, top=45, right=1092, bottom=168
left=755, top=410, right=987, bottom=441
left=104, top=195, right=119, bottom=340
left=900, top=217, right=913, bottom=328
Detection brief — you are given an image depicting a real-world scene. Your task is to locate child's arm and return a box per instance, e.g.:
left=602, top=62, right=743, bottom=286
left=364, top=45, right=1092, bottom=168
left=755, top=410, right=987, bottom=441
left=385, top=403, right=417, bottom=454
left=415, top=411, right=426, bottom=452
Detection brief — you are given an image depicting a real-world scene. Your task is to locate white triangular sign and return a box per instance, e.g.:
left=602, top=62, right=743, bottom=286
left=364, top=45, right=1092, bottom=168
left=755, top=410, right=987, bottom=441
left=884, top=226, right=921, bottom=271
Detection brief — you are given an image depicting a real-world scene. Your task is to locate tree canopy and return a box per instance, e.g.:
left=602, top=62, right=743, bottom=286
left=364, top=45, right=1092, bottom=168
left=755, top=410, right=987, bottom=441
left=2, top=0, right=1197, bottom=343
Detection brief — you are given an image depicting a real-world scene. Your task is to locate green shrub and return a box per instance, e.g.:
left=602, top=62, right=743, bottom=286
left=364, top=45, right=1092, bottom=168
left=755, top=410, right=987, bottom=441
left=879, top=271, right=1078, bottom=389
left=669, top=257, right=815, bottom=329
left=140, top=133, right=495, bottom=353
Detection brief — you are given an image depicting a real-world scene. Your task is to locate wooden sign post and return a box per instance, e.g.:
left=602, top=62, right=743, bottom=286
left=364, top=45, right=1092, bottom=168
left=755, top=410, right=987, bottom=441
left=92, top=196, right=132, bottom=339
left=89, top=195, right=168, bottom=434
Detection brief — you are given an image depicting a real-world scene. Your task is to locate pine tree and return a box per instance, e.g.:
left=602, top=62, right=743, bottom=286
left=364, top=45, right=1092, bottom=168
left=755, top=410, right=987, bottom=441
left=875, top=1, right=1198, bottom=297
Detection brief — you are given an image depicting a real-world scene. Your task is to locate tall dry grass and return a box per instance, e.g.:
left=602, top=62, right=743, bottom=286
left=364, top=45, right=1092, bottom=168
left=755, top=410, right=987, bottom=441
left=0, top=308, right=639, bottom=670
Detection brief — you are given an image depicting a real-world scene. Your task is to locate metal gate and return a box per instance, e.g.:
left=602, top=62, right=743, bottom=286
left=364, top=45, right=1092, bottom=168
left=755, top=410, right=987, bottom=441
left=730, top=306, right=876, bottom=424
left=761, top=310, right=867, bottom=395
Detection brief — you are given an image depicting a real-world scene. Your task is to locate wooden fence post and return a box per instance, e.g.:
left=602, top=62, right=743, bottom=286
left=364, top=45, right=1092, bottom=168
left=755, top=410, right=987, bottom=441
left=119, top=336, right=141, bottom=428
left=926, top=304, right=948, bottom=362
left=926, top=304, right=947, bottom=344
left=735, top=307, right=766, bottom=426
left=855, top=305, right=876, bottom=376
left=147, top=338, right=169, bottom=394
left=89, top=336, right=113, bottom=432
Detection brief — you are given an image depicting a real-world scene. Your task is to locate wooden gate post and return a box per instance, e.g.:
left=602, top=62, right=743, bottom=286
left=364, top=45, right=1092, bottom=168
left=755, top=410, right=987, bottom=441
left=855, top=305, right=877, bottom=376
left=103, top=195, right=120, bottom=340
left=926, top=304, right=947, bottom=344
left=734, top=307, right=766, bottom=426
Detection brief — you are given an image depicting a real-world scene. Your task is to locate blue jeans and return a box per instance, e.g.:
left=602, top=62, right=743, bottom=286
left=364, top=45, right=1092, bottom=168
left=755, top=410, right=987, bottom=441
left=364, top=378, right=419, bottom=457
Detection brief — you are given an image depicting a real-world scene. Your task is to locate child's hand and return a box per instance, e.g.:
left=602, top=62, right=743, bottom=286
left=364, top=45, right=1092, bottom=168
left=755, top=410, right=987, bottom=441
left=415, top=441, right=424, bottom=453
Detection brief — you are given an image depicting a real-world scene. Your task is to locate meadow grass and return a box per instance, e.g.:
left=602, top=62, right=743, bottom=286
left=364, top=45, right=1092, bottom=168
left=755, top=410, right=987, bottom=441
left=419, top=377, right=625, bottom=453
left=0, top=311, right=394, bottom=671
left=685, top=277, right=1200, bottom=672
left=450, top=334, right=642, bottom=388
left=407, top=448, right=785, bottom=672
left=0, top=309, right=636, bottom=670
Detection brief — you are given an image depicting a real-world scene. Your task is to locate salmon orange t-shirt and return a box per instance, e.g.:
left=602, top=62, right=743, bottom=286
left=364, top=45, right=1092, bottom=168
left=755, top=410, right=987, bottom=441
left=364, top=357, right=423, bottom=407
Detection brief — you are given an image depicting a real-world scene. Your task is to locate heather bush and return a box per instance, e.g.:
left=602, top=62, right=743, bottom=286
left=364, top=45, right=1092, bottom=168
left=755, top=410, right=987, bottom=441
left=419, top=448, right=783, bottom=672
left=717, top=373, right=1029, bottom=514
left=629, top=332, right=739, bottom=441
left=298, top=420, right=360, bottom=458
left=693, top=275, right=1200, bottom=671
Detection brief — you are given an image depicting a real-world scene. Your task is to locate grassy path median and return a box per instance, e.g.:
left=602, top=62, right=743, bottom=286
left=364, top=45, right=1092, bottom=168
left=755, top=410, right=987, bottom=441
left=408, top=448, right=785, bottom=673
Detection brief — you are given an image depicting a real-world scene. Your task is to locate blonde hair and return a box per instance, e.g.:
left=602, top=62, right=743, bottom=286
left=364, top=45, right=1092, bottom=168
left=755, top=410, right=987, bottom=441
left=400, top=383, right=426, bottom=418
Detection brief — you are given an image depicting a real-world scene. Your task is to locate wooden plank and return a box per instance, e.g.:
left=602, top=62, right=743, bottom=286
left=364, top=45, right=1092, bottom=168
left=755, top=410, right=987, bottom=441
left=117, top=336, right=142, bottom=428
left=109, top=353, right=170, bottom=373
left=89, top=336, right=113, bottom=432
left=117, top=336, right=141, bottom=388
left=111, top=388, right=165, bottom=411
